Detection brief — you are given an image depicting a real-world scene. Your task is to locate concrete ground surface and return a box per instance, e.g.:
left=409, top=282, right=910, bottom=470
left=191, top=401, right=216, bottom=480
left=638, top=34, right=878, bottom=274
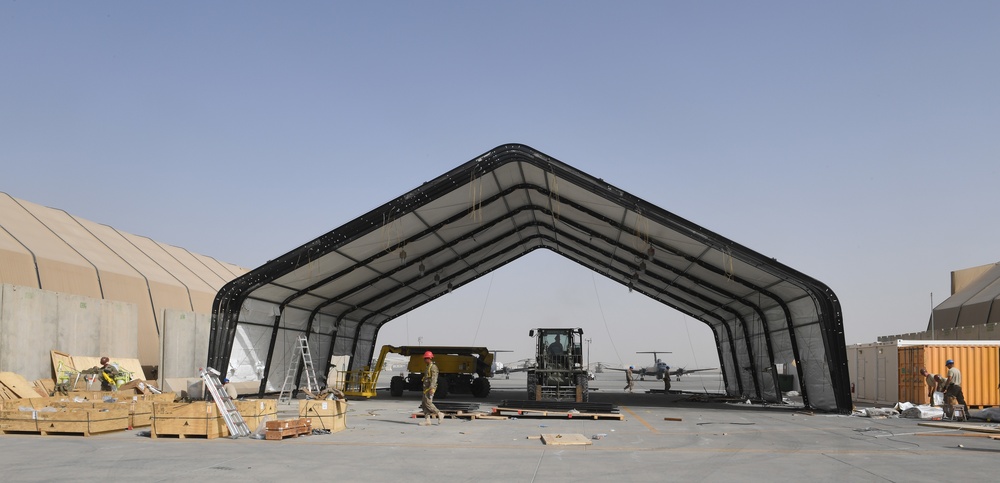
left=1, top=372, right=999, bottom=482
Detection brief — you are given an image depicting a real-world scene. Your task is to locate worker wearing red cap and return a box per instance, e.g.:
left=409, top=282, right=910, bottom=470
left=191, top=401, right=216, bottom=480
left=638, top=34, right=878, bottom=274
left=419, top=351, right=443, bottom=426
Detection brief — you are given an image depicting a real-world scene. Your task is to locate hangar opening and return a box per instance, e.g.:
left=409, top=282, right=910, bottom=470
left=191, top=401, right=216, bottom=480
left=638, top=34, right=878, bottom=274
left=208, top=144, right=850, bottom=413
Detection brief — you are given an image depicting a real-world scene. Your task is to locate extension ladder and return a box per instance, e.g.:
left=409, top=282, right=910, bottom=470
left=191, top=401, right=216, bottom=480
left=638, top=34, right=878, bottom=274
left=278, top=336, right=319, bottom=404
left=200, top=367, right=251, bottom=438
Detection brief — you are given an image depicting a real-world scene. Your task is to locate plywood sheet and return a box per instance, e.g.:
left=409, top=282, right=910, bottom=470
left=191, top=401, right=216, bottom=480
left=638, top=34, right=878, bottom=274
left=541, top=433, right=593, bottom=446
left=51, top=350, right=76, bottom=379
left=0, top=372, right=43, bottom=399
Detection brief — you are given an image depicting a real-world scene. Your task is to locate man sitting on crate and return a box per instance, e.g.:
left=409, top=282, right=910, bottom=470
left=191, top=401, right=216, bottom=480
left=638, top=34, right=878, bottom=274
left=222, top=378, right=239, bottom=400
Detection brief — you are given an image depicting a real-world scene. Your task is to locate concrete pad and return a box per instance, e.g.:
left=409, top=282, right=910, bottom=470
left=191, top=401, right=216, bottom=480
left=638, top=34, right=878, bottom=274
left=0, top=372, right=996, bottom=481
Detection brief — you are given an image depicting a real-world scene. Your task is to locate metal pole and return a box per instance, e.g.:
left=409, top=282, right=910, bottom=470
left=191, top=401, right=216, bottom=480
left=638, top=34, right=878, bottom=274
left=930, top=293, right=934, bottom=340
left=585, top=338, right=591, bottom=372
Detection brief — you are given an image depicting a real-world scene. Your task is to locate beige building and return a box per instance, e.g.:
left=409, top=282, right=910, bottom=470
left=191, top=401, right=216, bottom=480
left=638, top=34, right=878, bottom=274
left=879, top=262, right=1000, bottom=342
left=0, top=192, right=247, bottom=381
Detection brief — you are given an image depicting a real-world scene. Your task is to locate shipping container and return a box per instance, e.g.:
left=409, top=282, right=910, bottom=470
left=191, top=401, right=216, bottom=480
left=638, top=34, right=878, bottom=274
left=848, top=340, right=1000, bottom=407
left=846, top=341, right=899, bottom=405
left=897, top=343, right=999, bottom=408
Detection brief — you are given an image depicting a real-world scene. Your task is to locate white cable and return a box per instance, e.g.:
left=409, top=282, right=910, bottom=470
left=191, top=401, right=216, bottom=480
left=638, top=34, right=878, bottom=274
left=591, top=273, right=624, bottom=367
left=471, top=272, right=494, bottom=346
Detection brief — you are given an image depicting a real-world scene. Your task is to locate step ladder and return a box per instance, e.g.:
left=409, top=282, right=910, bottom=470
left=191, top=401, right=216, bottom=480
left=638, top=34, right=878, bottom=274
left=200, top=367, right=251, bottom=439
left=278, top=335, right=319, bottom=404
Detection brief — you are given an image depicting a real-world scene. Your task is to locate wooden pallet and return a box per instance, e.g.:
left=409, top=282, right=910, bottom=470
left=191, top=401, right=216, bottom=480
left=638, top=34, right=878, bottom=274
left=148, top=432, right=218, bottom=439
left=492, top=407, right=623, bottom=420
left=264, top=418, right=311, bottom=440
left=410, top=411, right=500, bottom=420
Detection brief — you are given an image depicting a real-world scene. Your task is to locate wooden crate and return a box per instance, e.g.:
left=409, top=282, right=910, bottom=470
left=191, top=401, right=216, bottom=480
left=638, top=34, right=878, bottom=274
left=141, top=392, right=177, bottom=403
left=150, top=402, right=228, bottom=439
left=1, top=399, right=153, bottom=429
left=125, top=400, right=153, bottom=428
left=1, top=408, right=129, bottom=436
left=298, top=400, right=346, bottom=432
left=264, top=417, right=311, bottom=440
left=235, top=399, right=277, bottom=432
left=65, top=391, right=121, bottom=402
left=35, top=408, right=129, bottom=436
left=1, top=398, right=55, bottom=411
left=0, top=410, right=40, bottom=432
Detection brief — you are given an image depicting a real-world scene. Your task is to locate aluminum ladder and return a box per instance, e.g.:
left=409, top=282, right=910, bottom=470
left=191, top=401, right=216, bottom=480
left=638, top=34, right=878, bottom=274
left=278, top=335, right=319, bottom=403
left=200, top=367, right=251, bottom=439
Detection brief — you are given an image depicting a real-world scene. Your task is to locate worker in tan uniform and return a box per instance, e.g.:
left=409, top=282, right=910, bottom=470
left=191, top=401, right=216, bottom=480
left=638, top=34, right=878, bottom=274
left=222, top=378, right=239, bottom=400
left=420, top=351, right=444, bottom=426
left=943, top=359, right=966, bottom=407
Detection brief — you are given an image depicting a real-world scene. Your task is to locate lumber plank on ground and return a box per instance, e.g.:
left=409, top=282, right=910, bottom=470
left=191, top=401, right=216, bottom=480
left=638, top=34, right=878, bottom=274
left=541, top=433, right=592, bottom=446
left=917, top=421, right=1000, bottom=434
left=493, top=407, right=624, bottom=420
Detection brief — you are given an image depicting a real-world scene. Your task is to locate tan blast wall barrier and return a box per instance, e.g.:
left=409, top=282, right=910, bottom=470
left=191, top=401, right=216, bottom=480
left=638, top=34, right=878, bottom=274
left=0, top=192, right=248, bottom=377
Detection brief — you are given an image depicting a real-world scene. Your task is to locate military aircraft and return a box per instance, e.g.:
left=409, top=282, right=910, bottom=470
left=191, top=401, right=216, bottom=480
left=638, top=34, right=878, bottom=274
left=489, top=350, right=514, bottom=378
left=608, top=352, right=717, bottom=381
left=667, top=366, right=718, bottom=381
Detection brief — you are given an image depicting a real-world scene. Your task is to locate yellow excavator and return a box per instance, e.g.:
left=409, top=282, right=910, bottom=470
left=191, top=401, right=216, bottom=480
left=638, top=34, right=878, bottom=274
left=337, top=345, right=494, bottom=399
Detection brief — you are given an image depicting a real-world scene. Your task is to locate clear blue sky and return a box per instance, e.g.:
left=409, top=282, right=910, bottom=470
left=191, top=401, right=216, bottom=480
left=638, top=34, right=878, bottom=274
left=3, top=2, right=998, bottom=369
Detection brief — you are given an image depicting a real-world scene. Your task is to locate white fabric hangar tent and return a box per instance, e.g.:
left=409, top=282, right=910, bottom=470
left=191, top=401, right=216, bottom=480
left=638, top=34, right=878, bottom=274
left=208, top=144, right=850, bottom=412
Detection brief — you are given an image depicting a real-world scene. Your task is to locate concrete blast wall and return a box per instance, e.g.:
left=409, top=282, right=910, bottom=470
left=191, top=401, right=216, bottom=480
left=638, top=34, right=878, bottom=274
left=0, top=284, right=137, bottom=381
left=159, top=308, right=211, bottom=386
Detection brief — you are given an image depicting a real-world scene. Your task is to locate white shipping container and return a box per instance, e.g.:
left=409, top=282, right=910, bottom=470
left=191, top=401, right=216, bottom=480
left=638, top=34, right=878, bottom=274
left=847, top=340, right=1000, bottom=406
left=846, top=341, right=899, bottom=405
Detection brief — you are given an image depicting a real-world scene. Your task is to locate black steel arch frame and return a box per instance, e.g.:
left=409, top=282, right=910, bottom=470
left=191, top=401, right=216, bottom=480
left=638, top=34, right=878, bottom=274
left=208, top=144, right=850, bottom=413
